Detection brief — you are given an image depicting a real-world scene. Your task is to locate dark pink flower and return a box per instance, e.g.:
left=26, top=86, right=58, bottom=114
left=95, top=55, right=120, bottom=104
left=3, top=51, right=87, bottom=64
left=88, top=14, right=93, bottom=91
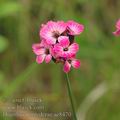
left=40, top=21, right=67, bottom=45
left=32, top=42, right=52, bottom=64
left=67, top=20, right=84, bottom=35
left=54, top=36, right=79, bottom=58
left=113, top=19, right=120, bottom=36
left=63, top=58, right=81, bottom=73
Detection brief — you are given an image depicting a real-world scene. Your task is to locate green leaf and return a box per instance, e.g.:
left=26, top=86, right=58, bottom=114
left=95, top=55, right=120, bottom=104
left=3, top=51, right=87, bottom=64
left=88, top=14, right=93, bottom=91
left=0, top=35, right=9, bottom=53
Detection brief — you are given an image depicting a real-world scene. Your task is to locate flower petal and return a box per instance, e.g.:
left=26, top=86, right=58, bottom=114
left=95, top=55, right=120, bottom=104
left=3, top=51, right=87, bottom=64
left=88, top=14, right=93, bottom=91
left=32, top=43, right=45, bottom=55
left=45, top=54, right=52, bottom=63
left=113, top=29, right=120, bottom=36
left=46, top=38, right=56, bottom=45
left=116, top=19, right=120, bottom=29
left=58, top=36, right=70, bottom=48
left=67, top=20, right=84, bottom=35
left=40, top=23, right=56, bottom=45
left=53, top=44, right=63, bottom=53
left=41, top=39, right=51, bottom=48
left=32, top=43, right=39, bottom=49
left=56, top=21, right=67, bottom=34
left=62, top=51, right=73, bottom=58
left=49, top=46, right=56, bottom=58
left=47, top=21, right=66, bottom=34
left=63, top=61, right=71, bottom=73
left=71, top=59, right=81, bottom=69
left=36, top=55, right=45, bottom=64
left=69, top=43, right=79, bottom=54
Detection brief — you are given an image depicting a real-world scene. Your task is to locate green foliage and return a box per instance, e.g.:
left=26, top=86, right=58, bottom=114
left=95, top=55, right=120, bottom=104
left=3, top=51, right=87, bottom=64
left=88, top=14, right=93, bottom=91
left=0, top=0, right=120, bottom=120
left=0, top=63, right=38, bottom=100
left=0, top=36, right=9, bottom=53
left=0, top=2, right=21, bottom=18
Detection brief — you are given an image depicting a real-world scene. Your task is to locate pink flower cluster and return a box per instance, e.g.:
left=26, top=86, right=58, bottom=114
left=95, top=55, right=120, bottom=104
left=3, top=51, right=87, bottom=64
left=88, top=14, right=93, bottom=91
left=113, top=19, right=120, bottom=36
left=32, top=20, right=84, bottom=73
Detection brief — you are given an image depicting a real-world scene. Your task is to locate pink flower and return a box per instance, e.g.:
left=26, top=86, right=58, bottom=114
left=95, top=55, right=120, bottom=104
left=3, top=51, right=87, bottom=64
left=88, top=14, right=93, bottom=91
left=33, top=20, right=84, bottom=73
left=67, top=20, right=84, bottom=35
left=113, top=19, right=120, bottom=36
left=32, top=42, right=52, bottom=64
left=40, top=21, right=67, bottom=45
left=63, top=58, right=81, bottom=73
left=54, top=36, right=79, bottom=58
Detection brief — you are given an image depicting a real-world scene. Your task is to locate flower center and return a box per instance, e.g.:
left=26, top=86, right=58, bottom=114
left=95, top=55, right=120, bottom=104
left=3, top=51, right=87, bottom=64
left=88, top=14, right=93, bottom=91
left=68, top=60, right=72, bottom=63
left=52, top=31, right=60, bottom=38
left=45, top=49, right=49, bottom=54
left=63, top=48, right=68, bottom=51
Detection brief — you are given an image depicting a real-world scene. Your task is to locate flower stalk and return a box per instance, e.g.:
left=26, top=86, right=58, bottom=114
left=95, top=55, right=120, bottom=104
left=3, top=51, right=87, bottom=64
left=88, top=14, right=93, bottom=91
left=66, top=73, right=77, bottom=120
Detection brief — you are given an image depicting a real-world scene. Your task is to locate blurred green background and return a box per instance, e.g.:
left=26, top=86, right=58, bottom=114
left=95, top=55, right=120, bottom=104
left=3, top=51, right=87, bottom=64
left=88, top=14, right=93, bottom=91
left=0, top=0, right=120, bottom=120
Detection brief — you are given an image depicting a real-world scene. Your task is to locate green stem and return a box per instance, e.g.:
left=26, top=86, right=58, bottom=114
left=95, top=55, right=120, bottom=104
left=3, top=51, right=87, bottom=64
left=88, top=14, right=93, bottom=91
left=66, top=73, right=77, bottom=120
